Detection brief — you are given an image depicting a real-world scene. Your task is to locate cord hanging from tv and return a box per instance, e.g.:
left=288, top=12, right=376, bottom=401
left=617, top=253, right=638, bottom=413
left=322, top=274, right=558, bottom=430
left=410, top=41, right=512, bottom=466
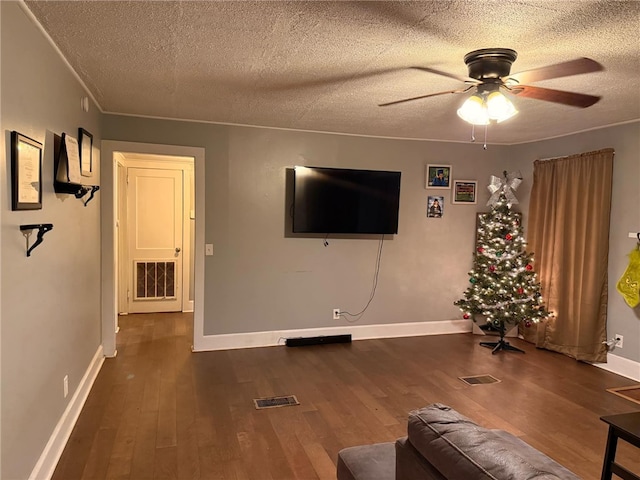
left=292, top=166, right=401, bottom=235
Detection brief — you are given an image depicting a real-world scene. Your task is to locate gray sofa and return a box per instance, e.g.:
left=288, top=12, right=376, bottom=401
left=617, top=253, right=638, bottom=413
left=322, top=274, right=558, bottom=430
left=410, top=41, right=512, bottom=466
left=337, top=403, right=581, bottom=480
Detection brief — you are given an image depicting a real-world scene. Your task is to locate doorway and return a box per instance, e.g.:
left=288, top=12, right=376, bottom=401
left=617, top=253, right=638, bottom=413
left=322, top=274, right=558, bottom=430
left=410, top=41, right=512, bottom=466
left=101, top=141, right=206, bottom=357
left=116, top=153, right=194, bottom=315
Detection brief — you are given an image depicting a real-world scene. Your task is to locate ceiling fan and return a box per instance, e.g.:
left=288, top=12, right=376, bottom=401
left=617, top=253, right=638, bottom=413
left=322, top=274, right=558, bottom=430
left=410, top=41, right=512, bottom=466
left=379, top=48, right=604, bottom=125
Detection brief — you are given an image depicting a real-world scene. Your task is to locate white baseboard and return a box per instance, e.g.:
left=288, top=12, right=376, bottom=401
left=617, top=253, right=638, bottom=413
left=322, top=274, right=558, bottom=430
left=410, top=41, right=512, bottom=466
left=192, top=319, right=472, bottom=352
left=182, top=300, right=194, bottom=313
left=594, top=353, right=640, bottom=382
left=29, top=346, right=105, bottom=480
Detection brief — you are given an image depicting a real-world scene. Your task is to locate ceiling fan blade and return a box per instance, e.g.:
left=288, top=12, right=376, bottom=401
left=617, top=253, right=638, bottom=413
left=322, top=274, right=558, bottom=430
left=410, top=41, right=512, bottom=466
left=508, top=85, right=601, bottom=108
left=411, top=66, right=477, bottom=84
left=505, top=57, right=604, bottom=84
left=379, top=86, right=473, bottom=107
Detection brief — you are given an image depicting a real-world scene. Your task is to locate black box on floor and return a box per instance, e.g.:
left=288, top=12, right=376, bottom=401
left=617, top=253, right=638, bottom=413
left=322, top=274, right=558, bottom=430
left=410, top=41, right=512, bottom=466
left=285, top=334, right=352, bottom=347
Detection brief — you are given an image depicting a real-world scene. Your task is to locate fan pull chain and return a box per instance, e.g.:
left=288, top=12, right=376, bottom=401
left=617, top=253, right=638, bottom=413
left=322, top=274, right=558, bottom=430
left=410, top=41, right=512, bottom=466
left=483, top=124, right=488, bottom=150
left=471, top=124, right=476, bottom=142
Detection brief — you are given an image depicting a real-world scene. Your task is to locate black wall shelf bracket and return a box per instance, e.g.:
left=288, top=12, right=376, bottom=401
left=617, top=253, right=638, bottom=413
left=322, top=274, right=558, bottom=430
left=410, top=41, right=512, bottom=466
left=53, top=182, right=100, bottom=206
left=20, top=223, right=53, bottom=257
left=80, top=185, right=100, bottom=206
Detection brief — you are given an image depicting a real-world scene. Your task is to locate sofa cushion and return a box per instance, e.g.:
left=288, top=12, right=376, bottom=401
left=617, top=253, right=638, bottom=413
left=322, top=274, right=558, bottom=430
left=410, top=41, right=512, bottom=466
left=407, top=404, right=581, bottom=480
left=337, top=442, right=395, bottom=480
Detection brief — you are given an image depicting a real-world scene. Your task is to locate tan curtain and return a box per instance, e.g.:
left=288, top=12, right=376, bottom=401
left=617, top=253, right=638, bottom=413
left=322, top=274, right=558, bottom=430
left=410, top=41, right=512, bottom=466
left=520, top=148, right=614, bottom=362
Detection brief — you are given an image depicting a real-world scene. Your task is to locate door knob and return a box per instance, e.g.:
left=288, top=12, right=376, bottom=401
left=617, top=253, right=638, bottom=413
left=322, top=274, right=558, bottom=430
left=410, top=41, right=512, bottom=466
left=175, top=247, right=181, bottom=253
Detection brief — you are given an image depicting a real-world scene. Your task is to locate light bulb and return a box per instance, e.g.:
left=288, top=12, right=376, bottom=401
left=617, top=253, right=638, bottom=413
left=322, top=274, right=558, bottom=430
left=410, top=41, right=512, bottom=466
left=457, top=94, right=490, bottom=125
left=486, top=91, right=518, bottom=122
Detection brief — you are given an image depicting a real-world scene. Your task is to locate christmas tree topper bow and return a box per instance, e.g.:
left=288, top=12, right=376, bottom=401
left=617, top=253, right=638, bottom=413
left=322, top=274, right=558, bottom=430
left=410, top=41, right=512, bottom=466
left=487, top=170, right=523, bottom=206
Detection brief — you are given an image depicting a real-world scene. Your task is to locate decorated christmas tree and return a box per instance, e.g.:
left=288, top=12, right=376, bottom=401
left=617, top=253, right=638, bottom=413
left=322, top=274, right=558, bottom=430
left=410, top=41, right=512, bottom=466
left=455, top=171, right=549, bottom=354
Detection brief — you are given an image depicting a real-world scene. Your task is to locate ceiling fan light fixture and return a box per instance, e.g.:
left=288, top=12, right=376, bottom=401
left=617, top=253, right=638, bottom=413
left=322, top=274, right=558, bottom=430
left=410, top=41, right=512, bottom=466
left=457, top=94, right=490, bottom=125
left=457, top=90, right=517, bottom=125
left=486, top=91, right=518, bottom=123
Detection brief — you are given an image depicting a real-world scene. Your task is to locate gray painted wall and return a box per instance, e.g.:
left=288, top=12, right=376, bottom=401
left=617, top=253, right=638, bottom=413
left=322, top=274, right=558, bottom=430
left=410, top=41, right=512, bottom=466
left=103, top=115, right=640, bottom=364
left=102, top=115, right=522, bottom=336
left=1, top=3, right=102, bottom=479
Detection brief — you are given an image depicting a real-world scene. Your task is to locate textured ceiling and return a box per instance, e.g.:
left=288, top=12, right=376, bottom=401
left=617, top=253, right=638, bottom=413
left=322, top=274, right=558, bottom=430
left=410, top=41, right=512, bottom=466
left=24, top=1, right=640, bottom=144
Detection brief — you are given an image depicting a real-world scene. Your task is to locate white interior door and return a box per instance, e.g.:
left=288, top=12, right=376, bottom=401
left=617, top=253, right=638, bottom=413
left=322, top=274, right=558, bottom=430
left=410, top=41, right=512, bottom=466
left=128, top=167, right=183, bottom=313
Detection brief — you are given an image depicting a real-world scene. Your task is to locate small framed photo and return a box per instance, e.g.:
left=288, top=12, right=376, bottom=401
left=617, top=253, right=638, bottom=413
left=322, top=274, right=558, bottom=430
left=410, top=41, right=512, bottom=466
left=78, top=128, right=93, bottom=177
left=11, top=131, right=43, bottom=211
left=426, top=164, right=452, bottom=189
left=427, top=195, right=444, bottom=218
left=452, top=180, right=478, bottom=204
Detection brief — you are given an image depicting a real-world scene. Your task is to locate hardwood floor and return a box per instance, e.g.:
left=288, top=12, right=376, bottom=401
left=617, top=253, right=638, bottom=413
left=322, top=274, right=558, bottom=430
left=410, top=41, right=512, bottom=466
left=52, top=313, right=640, bottom=480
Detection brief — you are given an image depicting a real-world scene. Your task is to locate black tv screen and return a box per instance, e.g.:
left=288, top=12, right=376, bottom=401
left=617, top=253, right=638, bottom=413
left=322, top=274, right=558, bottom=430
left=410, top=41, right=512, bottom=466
left=292, top=166, right=401, bottom=234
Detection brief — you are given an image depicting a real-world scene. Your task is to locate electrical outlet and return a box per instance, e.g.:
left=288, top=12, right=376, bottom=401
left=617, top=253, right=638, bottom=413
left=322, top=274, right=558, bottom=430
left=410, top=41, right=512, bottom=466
left=333, top=308, right=341, bottom=320
left=615, top=334, right=623, bottom=349
left=63, top=375, right=69, bottom=398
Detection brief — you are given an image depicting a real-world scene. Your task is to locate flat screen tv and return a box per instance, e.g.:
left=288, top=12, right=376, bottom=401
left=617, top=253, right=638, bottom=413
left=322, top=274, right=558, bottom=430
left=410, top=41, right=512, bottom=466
left=292, top=166, right=401, bottom=234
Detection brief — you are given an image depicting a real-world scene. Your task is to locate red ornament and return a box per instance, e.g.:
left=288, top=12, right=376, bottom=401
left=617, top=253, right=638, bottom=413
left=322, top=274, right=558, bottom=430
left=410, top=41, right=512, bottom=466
left=505, top=233, right=512, bottom=240
left=477, top=247, right=484, bottom=253
left=524, top=320, right=532, bottom=328
left=517, top=288, right=524, bottom=294
left=489, top=265, right=496, bottom=272
left=463, top=313, right=470, bottom=319
left=526, top=264, right=533, bottom=271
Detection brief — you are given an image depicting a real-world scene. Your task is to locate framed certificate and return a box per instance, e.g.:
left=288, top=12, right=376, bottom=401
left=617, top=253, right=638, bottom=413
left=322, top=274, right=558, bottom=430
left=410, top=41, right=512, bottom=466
left=452, top=180, right=478, bottom=204
left=11, top=131, right=43, bottom=210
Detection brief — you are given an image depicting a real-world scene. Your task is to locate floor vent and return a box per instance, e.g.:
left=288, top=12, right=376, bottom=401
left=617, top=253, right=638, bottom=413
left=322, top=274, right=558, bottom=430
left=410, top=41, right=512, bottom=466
left=459, top=374, right=501, bottom=386
left=253, top=395, right=299, bottom=410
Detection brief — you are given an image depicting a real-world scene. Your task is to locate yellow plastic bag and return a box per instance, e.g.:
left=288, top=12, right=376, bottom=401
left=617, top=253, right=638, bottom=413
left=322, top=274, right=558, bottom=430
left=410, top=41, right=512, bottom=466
left=617, top=246, right=640, bottom=308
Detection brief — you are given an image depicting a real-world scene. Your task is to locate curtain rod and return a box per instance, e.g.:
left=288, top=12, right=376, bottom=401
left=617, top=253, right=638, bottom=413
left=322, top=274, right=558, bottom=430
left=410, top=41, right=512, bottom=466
left=536, top=148, right=615, bottom=162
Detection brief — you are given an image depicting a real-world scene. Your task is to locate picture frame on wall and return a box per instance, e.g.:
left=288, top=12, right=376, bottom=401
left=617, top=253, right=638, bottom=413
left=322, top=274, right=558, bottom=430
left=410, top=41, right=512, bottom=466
left=78, top=128, right=93, bottom=177
left=427, top=195, right=444, bottom=218
left=11, top=131, right=43, bottom=210
left=425, top=164, right=452, bottom=189
left=452, top=180, right=478, bottom=204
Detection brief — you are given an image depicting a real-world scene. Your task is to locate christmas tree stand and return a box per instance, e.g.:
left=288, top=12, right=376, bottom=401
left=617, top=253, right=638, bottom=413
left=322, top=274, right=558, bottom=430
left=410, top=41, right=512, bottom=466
left=480, top=338, right=525, bottom=354
left=479, top=323, right=525, bottom=354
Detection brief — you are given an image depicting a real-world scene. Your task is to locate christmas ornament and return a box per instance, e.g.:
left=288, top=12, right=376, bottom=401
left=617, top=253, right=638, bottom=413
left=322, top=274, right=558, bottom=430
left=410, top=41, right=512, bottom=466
left=477, top=247, right=484, bottom=253
left=526, top=264, right=533, bottom=271
left=524, top=320, right=532, bottom=328
left=470, top=277, right=477, bottom=284
left=487, top=170, right=523, bottom=206
left=489, top=265, right=496, bottom=272
left=518, top=288, right=524, bottom=294
left=505, top=234, right=512, bottom=240
left=496, top=251, right=503, bottom=257
left=463, top=313, right=470, bottom=319
left=616, top=245, right=640, bottom=308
